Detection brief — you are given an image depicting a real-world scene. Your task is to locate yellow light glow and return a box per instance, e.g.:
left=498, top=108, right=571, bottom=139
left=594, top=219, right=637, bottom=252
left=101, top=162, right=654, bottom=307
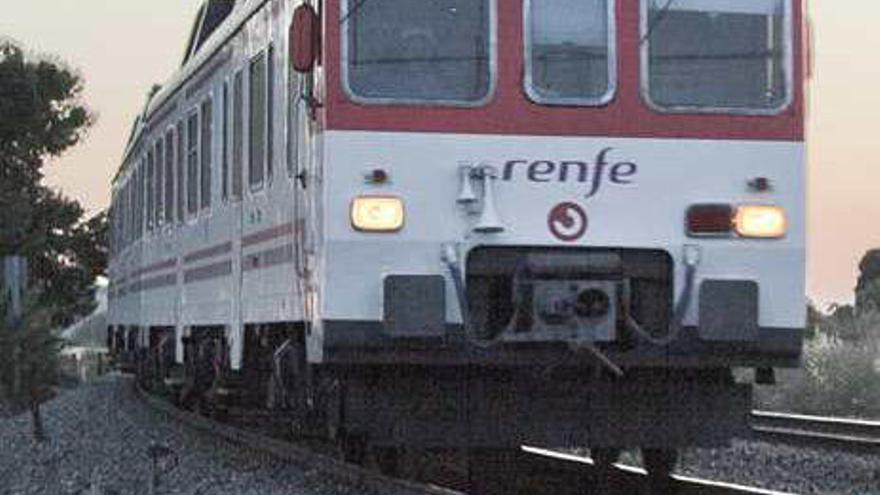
left=351, top=196, right=405, bottom=232
left=734, top=205, right=787, bottom=239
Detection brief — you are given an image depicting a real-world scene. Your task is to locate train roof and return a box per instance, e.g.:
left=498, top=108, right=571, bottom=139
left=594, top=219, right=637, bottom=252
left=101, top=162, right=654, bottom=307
left=114, top=0, right=269, bottom=188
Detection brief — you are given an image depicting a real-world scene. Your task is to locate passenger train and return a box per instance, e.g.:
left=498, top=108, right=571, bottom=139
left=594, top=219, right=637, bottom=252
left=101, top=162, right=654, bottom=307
left=108, top=0, right=808, bottom=483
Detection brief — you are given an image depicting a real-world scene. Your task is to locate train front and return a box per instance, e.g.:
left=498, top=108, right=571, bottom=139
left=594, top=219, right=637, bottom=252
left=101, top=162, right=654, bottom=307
left=304, top=0, right=807, bottom=455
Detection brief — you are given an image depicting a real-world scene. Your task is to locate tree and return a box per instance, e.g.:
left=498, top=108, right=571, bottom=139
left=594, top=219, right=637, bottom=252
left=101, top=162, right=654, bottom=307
left=0, top=41, right=91, bottom=256
left=0, top=303, right=62, bottom=441
left=0, top=40, right=98, bottom=441
left=857, top=249, right=880, bottom=316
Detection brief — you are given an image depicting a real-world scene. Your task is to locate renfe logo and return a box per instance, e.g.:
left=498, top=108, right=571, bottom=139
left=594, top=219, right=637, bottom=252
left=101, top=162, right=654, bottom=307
left=502, top=147, right=637, bottom=199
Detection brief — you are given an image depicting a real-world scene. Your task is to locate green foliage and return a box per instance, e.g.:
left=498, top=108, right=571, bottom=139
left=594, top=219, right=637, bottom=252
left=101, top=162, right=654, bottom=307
left=0, top=40, right=104, bottom=327
left=0, top=301, right=62, bottom=417
left=857, top=250, right=880, bottom=314
left=0, top=40, right=100, bottom=440
left=756, top=308, right=880, bottom=419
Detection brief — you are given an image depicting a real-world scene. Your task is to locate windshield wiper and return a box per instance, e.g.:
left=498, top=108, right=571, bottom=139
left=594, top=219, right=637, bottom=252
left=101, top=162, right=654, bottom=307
left=640, top=0, right=677, bottom=45
left=340, top=0, right=369, bottom=25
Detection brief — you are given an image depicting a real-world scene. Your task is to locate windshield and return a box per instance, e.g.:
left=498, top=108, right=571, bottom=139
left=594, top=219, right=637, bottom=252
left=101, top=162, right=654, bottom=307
left=342, top=0, right=493, bottom=104
left=644, top=0, right=791, bottom=113
left=526, top=0, right=614, bottom=105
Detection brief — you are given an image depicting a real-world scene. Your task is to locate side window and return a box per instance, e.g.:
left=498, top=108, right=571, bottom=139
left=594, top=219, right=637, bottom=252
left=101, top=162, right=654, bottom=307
left=232, top=71, right=244, bottom=199
left=135, top=162, right=143, bottom=240
left=642, top=0, right=791, bottom=113
left=287, top=62, right=300, bottom=178
left=123, top=182, right=129, bottom=246
left=176, top=122, right=185, bottom=223
left=222, top=82, right=229, bottom=202
left=200, top=98, right=213, bottom=210
left=267, top=45, right=275, bottom=182
left=121, top=185, right=127, bottom=248
left=132, top=164, right=139, bottom=241
left=525, top=0, right=615, bottom=105
left=146, top=151, right=154, bottom=232
left=249, top=51, right=267, bottom=189
left=187, top=111, right=200, bottom=216
left=164, top=129, right=175, bottom=224
left=155, top=139, right=164, bottom=227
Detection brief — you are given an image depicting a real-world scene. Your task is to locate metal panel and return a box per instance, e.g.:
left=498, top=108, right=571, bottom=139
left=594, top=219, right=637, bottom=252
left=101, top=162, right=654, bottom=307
left=383, top=275, right=446, bottom=337
left=699, top=279, right=759, bottom=341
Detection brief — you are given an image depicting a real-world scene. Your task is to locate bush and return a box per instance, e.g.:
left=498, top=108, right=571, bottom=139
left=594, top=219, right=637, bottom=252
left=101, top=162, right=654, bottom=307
left=755, top=314, right=880, bottom=419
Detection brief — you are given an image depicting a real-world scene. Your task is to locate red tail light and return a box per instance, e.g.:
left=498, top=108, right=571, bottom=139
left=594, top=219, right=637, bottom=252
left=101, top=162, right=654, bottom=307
left=686, top=204, right=733, bottom=236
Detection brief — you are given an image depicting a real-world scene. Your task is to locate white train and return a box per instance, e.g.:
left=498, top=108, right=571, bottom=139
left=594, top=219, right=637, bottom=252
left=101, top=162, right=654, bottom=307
left=109, top=0, right=808, bottom=482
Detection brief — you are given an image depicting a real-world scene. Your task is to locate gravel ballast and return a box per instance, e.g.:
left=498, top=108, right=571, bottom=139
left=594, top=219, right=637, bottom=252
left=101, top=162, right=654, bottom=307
left=677, top=440, right=880, bottom=495
left=5, top=376, right=880, bottom=494
left=0, top=376, right=412, bottom=495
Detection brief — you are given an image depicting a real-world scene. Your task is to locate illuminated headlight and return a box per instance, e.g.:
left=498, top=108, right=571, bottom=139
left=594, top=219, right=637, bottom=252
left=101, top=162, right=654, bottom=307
left=351, top=196, right=405, bottom=232
left=734, top=205, right=787, bottom=239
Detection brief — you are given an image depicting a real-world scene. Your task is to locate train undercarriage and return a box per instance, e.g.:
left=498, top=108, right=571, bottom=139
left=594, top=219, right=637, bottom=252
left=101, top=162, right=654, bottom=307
left=113, top=320, right=766, bottom=493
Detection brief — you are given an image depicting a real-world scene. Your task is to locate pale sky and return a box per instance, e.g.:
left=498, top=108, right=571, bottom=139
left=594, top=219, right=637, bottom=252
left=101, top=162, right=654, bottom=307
left=1, top=1, right=878, bottom=306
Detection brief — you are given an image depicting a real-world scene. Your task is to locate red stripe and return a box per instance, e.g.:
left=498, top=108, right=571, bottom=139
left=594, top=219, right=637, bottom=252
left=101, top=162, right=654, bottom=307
left=130, top=258, right=178, bottom=278
left=184, top=241, right=233, bottom=264
left=323, top=0, right=805, bottom=142
left=242, top=244, right=294, bottom=272
left=184, top=260, right=233, bottom=284
left=242, top=222, right=296, bottom=249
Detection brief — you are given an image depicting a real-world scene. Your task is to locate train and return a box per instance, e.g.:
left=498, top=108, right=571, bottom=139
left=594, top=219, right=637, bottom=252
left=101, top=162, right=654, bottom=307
left=107, top=0, right=808, bottom=487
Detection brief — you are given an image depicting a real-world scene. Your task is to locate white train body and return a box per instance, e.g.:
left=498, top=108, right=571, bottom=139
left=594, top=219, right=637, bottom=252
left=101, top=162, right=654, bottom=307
left=109, top=0, right=808, bottom=450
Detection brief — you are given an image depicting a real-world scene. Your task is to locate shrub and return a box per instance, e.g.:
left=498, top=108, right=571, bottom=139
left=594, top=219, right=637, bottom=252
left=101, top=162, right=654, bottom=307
left=754, top=311, right=880, bottom=419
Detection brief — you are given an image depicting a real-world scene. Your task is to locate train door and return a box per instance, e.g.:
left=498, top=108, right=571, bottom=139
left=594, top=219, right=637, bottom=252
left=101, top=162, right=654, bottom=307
left=229, top=67, right=246, bottom=370
left=290, top=44, right=317, bottom=329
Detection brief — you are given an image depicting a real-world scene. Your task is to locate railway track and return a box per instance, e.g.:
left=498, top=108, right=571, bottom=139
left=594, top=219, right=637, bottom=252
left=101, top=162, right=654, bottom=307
left=504, top=448, right=797, bottom=495
left=134, top=383, right=459, bottom=495
left=751, top=410, right=880, bottom=453
left=134, top=382, right=792, bottom=494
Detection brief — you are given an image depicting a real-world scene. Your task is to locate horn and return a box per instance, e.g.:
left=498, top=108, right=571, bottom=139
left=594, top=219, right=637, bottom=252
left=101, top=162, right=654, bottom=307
left=456, top=163, right=478, bottom=205
left=474, top=166, right=505, bottom=234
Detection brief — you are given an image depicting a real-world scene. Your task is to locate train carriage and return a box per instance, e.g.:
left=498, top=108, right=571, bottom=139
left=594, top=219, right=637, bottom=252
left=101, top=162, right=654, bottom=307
left=108, top=0, right=808, bottom=484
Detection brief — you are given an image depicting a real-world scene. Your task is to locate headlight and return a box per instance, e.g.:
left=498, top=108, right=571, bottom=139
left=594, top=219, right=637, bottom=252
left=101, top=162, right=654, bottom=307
left=734, top=205, right=787, bottom=238
left=351, top=196, right=405, bottom=232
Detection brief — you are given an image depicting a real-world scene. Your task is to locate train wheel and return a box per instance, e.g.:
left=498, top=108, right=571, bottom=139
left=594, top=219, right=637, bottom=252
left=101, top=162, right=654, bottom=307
left=466, top=448, right=528, bottom=495
left=338, top=430, right=369, bottom=466
left=373, top=447, right=402, bottom=477
left=642, top=448, right=677, bottom=495
left=591, top=447, right=621, bottom=495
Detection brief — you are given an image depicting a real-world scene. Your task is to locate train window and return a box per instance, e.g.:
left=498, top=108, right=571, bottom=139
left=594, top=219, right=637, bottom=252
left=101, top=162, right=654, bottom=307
left=124, top=173, right=130, bottom=245
left=267, top=45, right=275, bottom=183
left=232, top=71, right=244, bottom=200
left=176, top=121, right=186, bottom=223
left=222, top=82, right=229, bottom=202
left=155, top=139, right=164, bottom=227
left=341, top=0, right=494, bottom=105
left=131, top=164, right=138, bottom=241
left=164, top=129, right=175, bottom=224
left=134, top=163, right=141, bottom=241
left=249, top=52, right=267, bottom=188
left=525, top=0, right=615, bottom=106
left=287, top=60, right=301, bottom=178
left=187, top=111, right=200, bottom=216
left=200, top=98, right=213, bottom=210
left=642, top=0, right=791, bottom=113
left=146, top=150, right=155, bottom=231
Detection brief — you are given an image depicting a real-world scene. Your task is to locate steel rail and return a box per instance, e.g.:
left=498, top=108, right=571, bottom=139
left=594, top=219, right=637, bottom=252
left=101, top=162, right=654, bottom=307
left=520, top=447, right=798, bottom=495
left=134, top=383, right=801, bottom=495
left=751, top=410, right=880, bottom=453
left=134, top=384, right=461, bottom=495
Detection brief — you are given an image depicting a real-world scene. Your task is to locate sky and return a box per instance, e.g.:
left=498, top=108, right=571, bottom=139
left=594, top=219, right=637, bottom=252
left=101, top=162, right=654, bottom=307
left=1, top=1, right=878, bottom=307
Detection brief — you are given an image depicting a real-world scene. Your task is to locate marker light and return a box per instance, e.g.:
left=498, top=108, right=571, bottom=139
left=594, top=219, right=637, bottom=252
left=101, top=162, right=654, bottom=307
left=686, top=204, right=734, bottom=236
left=351, top=196, right=405, bottom=232
left=734, top=205, right=787, bottom=239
